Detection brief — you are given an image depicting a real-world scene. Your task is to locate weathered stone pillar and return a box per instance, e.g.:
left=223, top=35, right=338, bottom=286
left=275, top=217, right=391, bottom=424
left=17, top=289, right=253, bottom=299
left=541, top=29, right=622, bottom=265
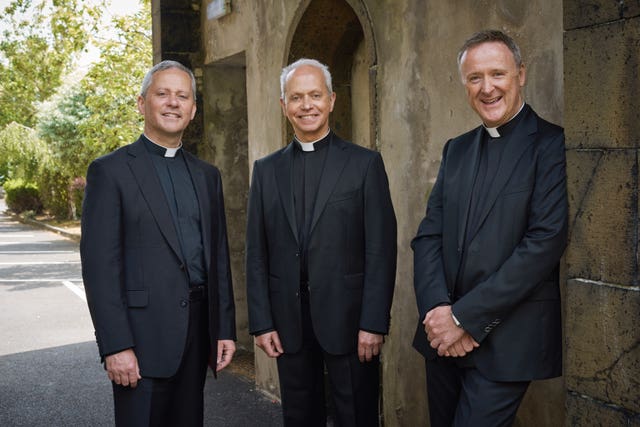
left=563, top=1, right=640, bottom=424
left=151, top=0, right=203, bottom=153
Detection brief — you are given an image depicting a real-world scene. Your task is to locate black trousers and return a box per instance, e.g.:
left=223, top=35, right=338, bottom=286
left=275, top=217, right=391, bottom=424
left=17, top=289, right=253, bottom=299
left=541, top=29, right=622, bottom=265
left=425, top=357, right=529, bottom=427
left=276, top=291, right=380, bottom=427
left=112, top=294, right=209, bottom=427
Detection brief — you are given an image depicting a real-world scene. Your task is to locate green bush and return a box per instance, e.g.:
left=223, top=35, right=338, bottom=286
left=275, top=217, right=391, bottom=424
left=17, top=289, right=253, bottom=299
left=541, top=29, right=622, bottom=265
left=3, top=179, right=43, bottom=213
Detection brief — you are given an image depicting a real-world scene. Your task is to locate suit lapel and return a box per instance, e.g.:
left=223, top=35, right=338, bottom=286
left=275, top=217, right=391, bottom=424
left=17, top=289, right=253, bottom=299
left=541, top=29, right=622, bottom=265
left=127, top=139, right=184, bottom=261
left=184, top=152, right=211, bottom=270
left=275, top=143, right=299, bottom=245
left=308, top=135, right=349, bottom=237
left=472, top=109, right=538, bottom=236
left=456, top=129, right=483, bottom=251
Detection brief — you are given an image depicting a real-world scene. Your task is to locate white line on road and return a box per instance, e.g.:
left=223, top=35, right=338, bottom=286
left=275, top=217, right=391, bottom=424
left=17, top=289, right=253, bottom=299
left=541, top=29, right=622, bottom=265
left=62, top=280, right=86, bottom=302
left=0, top=242, right=52, bottom=245
left=0, top=261, right=81, bottom=265
left=0, top=234, right=36, bottom=237
left=0, top=278, right=82, bottom=282
left=0, top=251, right=76, bottom=254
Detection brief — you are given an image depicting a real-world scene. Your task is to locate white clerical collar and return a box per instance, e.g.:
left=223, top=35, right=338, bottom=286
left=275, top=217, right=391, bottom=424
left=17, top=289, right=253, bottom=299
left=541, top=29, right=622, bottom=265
left=144, top=134, right=182, bottom=157
left=294, top=129, right=331, bottom=152
left=483, top=102, right=525, bottom=138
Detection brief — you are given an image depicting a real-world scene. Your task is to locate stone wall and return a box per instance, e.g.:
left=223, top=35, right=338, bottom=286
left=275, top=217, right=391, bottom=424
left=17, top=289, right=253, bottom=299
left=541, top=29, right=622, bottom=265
left=563, top=0, right=640, bottom=424
left=151, top=0, right=639, bottom=425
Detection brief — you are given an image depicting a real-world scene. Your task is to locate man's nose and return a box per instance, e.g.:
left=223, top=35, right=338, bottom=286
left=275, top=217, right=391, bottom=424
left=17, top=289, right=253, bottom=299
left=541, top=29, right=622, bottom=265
left=480, top=77, right=494, bottom=94
left=167, top=94, right=179, bottom=105
left=301, top=96, right=312, bottom=109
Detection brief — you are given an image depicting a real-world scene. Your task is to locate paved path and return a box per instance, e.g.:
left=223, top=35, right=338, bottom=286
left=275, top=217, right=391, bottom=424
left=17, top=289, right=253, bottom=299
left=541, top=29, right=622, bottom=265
left=0, top=197, right=282, bottom=426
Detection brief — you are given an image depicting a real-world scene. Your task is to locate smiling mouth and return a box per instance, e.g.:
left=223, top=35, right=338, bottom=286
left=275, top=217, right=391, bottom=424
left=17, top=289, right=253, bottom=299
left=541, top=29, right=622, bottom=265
left=162, top=113, right=181, bottom=118
left=481, top=97, right=502, bottom=105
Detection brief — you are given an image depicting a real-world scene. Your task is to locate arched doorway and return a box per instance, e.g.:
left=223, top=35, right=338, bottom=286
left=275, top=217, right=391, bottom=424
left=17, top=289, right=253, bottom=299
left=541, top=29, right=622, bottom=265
left=285, top=0, right=377, bottom=150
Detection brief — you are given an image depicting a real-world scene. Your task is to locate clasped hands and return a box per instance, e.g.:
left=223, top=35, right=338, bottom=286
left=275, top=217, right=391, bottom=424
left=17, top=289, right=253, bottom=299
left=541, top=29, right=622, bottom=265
left=423, top=305, right=479, bottom=357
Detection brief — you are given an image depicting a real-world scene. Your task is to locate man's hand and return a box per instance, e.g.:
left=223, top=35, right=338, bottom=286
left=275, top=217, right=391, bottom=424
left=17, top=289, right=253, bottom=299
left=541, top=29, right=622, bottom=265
left=423, top=305, right=465, bottom=356
left=216, top=340, right=236, bottom=372
left=444, top=332, right=480, bottom=357
left=255, top=331, right=283, bottom=358
left=105, top=348, right=141, bottom=388
left=358, top=330, right=383, bottom=362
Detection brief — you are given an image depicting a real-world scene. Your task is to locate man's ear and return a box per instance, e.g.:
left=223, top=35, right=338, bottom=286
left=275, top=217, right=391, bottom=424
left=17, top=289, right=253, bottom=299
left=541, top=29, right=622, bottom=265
left=518, top=64, right=527, bottom=87
left=137, top=95, right=145, bottom=115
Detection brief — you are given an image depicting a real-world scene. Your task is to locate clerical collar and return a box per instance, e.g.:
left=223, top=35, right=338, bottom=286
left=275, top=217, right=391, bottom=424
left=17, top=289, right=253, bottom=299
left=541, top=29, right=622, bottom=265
left=143, top=134, right=182, bottom=157
left=294, top=130, right=331, bottom=152
left=483, top=102, right=526, bottom=138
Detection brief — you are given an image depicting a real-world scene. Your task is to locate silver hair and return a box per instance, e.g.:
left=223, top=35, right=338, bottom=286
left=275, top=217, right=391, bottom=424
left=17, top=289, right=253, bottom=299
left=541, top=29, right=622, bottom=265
left=457, top=30, right=523, bottom=77
left=280, top=58, right=333, bottom=102
left=140, top=60, right=197, bottom=101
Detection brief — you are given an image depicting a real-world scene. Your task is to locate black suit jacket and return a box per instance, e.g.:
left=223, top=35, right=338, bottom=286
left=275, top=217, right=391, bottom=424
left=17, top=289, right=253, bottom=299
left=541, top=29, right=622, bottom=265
left=411, top=105, right=568, bottom=381
left=246, top=133, right=397, bottom=355
left=80, top=137, right=236, bottom=378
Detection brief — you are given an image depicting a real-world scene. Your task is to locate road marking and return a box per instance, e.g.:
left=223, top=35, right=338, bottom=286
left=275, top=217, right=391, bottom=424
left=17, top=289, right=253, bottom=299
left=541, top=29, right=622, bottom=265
left=62, top=280, right=86, bottom=302
left=0, top=278, right=82, bottom=282
left=0, top=234, right=36, bottom=238
left=0, top=242, right=52, bottom=245
left=0, top=261, right=81, bottom=265
left=0, top=251, right=76, bottom=254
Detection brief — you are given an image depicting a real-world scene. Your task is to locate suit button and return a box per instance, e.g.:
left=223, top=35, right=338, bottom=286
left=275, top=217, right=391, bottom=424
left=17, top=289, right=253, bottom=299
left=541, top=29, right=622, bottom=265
left=180, top=300, right=188, bottom=308
left=179, top=264, right=186, bottom=270
left=295, top=252, right=300, bottom=257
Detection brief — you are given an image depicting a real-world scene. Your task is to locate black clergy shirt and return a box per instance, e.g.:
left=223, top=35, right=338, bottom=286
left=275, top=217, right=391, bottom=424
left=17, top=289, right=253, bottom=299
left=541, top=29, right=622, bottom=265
left=142, top=135, right=207, bottom=287
left=292, top=132, right=331, bottom=283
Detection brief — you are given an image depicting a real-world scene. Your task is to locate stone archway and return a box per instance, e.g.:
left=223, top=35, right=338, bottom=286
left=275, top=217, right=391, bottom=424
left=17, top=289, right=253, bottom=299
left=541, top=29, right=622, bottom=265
left=284, top=0, right=378, bottom=150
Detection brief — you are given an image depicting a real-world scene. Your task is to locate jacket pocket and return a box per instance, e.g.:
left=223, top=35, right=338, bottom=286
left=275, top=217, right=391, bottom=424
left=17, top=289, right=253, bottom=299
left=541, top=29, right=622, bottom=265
left=126, top=290, right=148, bottom=307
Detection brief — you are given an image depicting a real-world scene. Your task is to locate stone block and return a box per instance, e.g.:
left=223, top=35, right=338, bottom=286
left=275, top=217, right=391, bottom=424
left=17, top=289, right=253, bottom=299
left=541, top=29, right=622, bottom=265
left=564, top=19, right=640, bottom=149
left=564, top=279, right=640, bottom=413
left=566, top=393, right=635, bottom=426
left=565, top=150, right=637, bottom=286
left=624, top=0, right=640, bottom=18
left=564, top=0, right=621, bottom=29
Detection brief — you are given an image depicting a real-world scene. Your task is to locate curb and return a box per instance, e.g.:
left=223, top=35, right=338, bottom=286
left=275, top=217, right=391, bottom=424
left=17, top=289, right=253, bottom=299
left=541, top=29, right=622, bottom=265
left=11, top=213, right=81, bottom=243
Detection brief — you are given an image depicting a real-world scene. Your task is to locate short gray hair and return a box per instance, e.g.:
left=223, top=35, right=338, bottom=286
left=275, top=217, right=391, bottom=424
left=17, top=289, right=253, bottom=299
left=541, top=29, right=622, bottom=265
left=140, top=60, right=197, bottom=101
left=457, top=30, right=523, bottom=74
left=280, top=58, right=333, bottom=101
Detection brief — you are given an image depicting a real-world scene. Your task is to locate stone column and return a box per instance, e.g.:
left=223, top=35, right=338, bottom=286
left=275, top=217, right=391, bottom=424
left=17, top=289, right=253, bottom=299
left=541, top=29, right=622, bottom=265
left=563, top=1, right=640, bottom=424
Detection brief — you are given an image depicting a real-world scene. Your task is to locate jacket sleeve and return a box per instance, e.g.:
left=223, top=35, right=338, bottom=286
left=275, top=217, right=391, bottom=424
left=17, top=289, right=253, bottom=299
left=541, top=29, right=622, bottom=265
left=452, top=132, right=568, bottom=343
left=245, top=160, right=274, bottom=334
left=359, top=153, right=397, bottom=334
left=212, top=168, right=237, bottom=341
left=411, top=141, right=453, bottom=320
left=80, top=159, right=135, bottom=358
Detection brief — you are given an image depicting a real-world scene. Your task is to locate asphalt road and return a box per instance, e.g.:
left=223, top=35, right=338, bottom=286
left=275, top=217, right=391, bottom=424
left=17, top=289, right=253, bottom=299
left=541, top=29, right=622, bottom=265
left=0, top=197, right=282, bottom=426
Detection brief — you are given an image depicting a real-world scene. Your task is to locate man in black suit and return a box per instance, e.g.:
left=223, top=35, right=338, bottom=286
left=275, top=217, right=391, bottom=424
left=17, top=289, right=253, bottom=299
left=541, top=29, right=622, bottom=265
left=80, top=60, right=236, bottom=427
left=412, top=30, right=568, bottom=426
left=246, top=58, right=397, bottom=426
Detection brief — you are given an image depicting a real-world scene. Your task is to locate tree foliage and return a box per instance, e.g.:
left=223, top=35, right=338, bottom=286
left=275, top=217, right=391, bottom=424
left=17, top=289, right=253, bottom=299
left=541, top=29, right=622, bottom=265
left=0, top=0, right=100, bottom=128
left=0, top=122, right=50, bottom=184
left=79, top=1, right=151, bottom=157
left=2, top=0, right=152, bottom=218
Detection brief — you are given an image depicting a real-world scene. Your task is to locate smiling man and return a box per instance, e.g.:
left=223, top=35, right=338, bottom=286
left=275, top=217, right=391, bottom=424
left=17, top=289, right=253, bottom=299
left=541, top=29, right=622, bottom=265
left=411, top=30, right=568, bottom=426
left=81, top=60, right=236, bottom=426
left=246, top=58, right=397, bottom=426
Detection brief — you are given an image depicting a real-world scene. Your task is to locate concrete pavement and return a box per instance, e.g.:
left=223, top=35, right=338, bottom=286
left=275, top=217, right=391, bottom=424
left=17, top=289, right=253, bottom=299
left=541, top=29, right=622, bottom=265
left=0, top=196, right=283, bottom=426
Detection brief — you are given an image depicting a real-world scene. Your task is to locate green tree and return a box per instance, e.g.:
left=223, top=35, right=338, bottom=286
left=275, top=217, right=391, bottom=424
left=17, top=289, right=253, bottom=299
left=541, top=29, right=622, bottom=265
left=0, top=0, right=100, bottom=128
left=34, top=0, right=151, bottom=218
left=79, top=0, right=151, bottom=157
left=0, top=122, right=50, bottom=184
